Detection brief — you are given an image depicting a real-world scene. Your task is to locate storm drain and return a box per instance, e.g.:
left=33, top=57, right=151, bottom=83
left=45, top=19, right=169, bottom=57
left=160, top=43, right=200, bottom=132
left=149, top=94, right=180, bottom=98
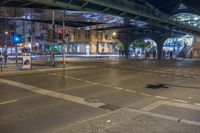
left=84, top=98, right=121, bottom=111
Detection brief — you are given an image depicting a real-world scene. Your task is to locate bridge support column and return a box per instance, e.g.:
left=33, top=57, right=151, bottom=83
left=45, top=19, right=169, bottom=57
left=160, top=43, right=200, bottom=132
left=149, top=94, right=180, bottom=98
left=124, top=42, right=131, bottom=59
left=154, top=36, right=168, bottom=59
left=157, top=43, right=163, bottom=59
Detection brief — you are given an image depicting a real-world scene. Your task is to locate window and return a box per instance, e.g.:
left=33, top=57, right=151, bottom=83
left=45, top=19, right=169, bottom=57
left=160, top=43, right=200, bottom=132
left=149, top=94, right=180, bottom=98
left=85, top=30, right=90, bottom=39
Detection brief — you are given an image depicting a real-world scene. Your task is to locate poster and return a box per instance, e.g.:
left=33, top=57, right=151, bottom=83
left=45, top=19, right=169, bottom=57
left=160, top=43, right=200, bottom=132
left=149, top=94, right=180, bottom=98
left=22, top=56, right=31, bottom=69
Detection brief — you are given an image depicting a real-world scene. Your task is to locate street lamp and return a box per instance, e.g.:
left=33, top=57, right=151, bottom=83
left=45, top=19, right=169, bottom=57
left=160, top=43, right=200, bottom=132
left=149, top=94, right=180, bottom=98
left=5, top=31, right=8, bottom=35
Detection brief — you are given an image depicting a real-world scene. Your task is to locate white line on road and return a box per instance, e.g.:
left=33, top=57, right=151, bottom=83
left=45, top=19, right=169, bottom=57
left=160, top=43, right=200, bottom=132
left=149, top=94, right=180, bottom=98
left=155, top=96, right=168, bottom=100
left=180, top=119, right=200, bottom=126
left=192, top=76, right=200, bottom=79
left=127, top=108, right=200, bottom=126
left=172, top=99, right=188, bottom=103
left=141, top=101, right=163, bottom=111
left=140, top=93, right=151, bottom=97
left=0, top=79, right=106, bottom=108
left=68, top=77, right=76, bottom=80
left=102, top=84, right=112, bottom=88
left=125, top=89, right=137, bottom=93
left=92, top=82, right=100, bottom=85
left=0, top=99, right=18, bottom=105
left=75, top=78, right=84, bottom=81
left=162, top=101, right=200, bottom=111
left=85, top=81, right=93, bottom=84
left=114, top=87, right=124, bottom=90
left=194, top=103, right=200, bottom=106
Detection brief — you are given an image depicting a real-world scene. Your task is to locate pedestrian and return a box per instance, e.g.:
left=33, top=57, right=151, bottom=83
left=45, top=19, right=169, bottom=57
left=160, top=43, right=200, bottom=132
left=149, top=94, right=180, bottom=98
left=170, top=51, right=173, bottom=59
left=153, top=50, right=156, bottom=59
left=3, top=50, right=7, bottom=67
left=190, top=51, right=193, bottom=59
left=0, top=52, right=3, bottom=72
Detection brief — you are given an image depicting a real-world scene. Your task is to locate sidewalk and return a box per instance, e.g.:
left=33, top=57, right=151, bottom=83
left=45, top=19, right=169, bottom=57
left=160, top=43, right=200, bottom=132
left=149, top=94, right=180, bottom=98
left=0, top=59, right=66, bottom=75
left=0, top=59, right=99, bottom=76
left=51, top=107, right=200, bottom=133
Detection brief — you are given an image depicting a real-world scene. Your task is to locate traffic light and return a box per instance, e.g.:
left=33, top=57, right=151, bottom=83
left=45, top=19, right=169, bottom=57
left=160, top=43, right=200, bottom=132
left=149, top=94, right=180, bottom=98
left=47, top=30, right=53, bottom=41
left=13, top=34, right=22, bottom=44
left=58, top=30, right=62, bottom=40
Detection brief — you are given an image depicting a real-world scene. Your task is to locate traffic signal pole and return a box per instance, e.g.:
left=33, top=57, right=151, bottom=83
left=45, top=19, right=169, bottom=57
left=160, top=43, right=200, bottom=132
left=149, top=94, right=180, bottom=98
left=62, top=15, right=65, bottom=65
left=52, top=10, right=55, bottom=67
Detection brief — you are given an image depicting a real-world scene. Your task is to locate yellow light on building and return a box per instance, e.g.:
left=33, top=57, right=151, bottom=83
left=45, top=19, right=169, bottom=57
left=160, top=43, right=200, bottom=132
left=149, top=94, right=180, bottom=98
left=112, top=32, right=117, bottom=36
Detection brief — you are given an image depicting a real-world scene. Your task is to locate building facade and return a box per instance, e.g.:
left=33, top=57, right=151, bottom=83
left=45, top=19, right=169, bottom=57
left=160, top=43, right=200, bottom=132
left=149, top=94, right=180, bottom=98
left=67, top=29, right=119, bottom=54
left=193, top=35, right=200, bottom=58
left=7, top=20, right=119, bottom=55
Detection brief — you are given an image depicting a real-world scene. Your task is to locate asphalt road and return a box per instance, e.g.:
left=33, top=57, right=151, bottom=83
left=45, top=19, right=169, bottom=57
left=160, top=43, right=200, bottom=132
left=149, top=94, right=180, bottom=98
left=0, top=58, right=200, bottom=133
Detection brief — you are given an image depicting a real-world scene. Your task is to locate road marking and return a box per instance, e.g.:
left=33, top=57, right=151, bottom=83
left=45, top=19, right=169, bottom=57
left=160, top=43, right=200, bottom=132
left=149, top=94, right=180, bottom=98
left=114, top=87, right=123, bottom=90
left=180, top=119, right=200, bottom=126
left=0, top=79, right=106, bottom=108
left=172, top=99, right=188, bottom=103
left=155, top=96, right=168, bottom=100
left=194, top=103, right=200, bottom=106
left=140, top=93, right=151, bottom=97
left=127, top=108, right=200, bottom=126
left=102, top=84, right=112, bottom=88
left=161, top=101, right=200, bottom=111
left=128, top=108, right=180, bottom=121
left=68, top=77, right=76, bottom=80
left=85, top=81, right=93, bottom=84
left=141, top=101, right=163, bottom=111
left=192, top=76, right=200, bottom=78
left=39, top=72, right=199, bottom=106
left=76, top=78, right=84, bottom=81
left=125, top=89, right=137, bottom=93
left=0, top=99, right=18, bottom=105
left=92, top=82, right=100, bottom=85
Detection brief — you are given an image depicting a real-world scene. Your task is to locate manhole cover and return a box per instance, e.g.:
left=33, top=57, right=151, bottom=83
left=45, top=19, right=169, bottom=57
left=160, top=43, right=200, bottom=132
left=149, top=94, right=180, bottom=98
left=84, top=98, right=101, bottom=103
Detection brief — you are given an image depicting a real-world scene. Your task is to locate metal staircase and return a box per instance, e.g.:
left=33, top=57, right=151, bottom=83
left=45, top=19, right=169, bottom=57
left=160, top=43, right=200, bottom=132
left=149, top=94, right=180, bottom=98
left=177, top=45, right=193, bottom=58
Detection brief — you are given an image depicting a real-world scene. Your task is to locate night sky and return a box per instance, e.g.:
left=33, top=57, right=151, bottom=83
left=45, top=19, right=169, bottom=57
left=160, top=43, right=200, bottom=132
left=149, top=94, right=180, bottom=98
left=147, top=0, right=200, bottom=13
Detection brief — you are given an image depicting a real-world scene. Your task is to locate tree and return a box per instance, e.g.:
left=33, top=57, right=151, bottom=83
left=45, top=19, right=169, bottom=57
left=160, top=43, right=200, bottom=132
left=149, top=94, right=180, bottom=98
left=132, top=39, right=150, bottom=53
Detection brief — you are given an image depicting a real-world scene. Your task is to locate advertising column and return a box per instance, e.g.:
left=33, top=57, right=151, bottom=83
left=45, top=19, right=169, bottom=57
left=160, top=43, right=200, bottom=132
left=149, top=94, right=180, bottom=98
left=22, top=56, right=31, bottom=69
